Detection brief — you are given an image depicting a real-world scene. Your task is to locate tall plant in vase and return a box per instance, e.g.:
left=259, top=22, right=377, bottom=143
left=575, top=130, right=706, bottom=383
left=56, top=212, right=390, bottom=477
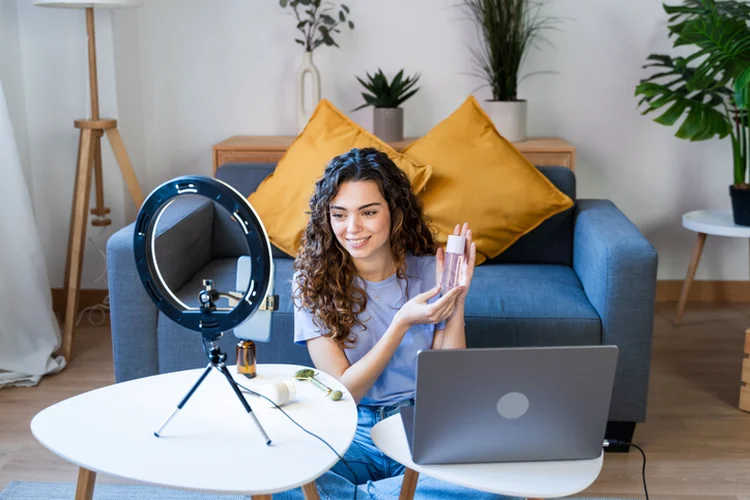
left=635, top=0, right=750, bottom=225
left=280, top=0, right=354, bottom=131
left=461, top=0, right=559, bottom=141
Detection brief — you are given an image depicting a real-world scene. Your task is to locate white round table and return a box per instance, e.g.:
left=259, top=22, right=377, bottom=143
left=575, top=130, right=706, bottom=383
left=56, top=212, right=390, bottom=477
left=674, top=210, right=750, bottom=325
left=30, top=364, right=356, bottom=500
left=370, top=413, right=603, bottom=500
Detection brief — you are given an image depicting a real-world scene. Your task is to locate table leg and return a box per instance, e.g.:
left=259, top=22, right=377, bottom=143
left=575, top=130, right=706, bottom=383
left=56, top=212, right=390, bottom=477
left=674, top=232, right=707, bottom=326
left=302, top=482, right=320, bottom=500
left=399, top=467, right=419, bottom=500
left=74, top=467, right=96, bottom=500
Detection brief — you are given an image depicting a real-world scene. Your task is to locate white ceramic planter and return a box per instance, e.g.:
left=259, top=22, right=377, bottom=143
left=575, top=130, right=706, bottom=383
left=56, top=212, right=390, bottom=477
left=483, top=100, right=527, bottom=142
left=296, top=51, right=321, bottom=132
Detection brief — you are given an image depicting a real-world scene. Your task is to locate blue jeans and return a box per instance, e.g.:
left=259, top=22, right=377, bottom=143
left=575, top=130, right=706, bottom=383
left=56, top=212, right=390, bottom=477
left=273, top=399, right=522, bottom=499
left=329, top=399, right=415, bottom=483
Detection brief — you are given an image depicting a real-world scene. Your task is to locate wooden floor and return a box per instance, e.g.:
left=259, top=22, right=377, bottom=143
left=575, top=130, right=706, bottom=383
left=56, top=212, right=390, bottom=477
left=2, top=303, right=750, bottom=499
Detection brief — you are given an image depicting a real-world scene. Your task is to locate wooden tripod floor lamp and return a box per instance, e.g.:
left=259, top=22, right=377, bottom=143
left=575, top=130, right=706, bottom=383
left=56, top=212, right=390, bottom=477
left=34, top=0, right=144, bottom=362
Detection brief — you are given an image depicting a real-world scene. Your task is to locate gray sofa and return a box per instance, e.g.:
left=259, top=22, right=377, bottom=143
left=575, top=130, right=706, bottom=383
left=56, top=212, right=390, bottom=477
left=107, top=163, right=658, bottom=450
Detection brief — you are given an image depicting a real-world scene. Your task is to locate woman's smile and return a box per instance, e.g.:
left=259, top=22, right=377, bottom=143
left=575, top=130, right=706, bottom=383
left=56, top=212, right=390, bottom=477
left=347, top=236, right=371, bottom=248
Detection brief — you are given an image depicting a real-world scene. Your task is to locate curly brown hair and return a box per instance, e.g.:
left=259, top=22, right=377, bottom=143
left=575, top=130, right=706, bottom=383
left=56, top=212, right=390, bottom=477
left=293, top=147, right=437, bottom=347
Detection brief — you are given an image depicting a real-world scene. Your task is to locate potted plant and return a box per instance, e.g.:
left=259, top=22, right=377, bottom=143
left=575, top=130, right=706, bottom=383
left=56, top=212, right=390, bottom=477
left=352, top=68, right=421, bottom=142
left=279, top=0, right=354, bottom=131
left=635, top=0, right=750, bottom=225
left=460, top=0, right=558, bottom=142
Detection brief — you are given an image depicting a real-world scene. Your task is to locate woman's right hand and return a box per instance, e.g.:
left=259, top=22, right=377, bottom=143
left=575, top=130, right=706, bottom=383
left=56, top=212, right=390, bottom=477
left=393, top=284, right=464, bottom=329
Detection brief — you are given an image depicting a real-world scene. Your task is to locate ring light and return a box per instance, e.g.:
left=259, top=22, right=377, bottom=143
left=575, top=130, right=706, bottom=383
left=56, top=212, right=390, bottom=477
left=133, top=175, right=273, bottom=341
left=131, top=175, right=275, bottom=444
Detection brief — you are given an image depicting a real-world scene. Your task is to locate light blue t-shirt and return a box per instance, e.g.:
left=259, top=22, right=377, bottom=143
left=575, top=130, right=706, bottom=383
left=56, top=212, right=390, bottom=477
left=293, top=253, right=444, bottom=406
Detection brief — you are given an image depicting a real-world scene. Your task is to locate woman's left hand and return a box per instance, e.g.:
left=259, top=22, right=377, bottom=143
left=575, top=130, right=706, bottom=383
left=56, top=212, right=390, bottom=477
left=436, top=222, right=477, bottom=302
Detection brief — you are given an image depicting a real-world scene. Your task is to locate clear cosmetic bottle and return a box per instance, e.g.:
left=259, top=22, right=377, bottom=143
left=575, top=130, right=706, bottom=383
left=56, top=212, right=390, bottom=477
left=440, top=234, right=465, bottom=291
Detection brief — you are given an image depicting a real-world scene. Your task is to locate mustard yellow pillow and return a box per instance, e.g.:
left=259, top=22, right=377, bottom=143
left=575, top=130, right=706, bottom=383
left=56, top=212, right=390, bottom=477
left=402, top=96, right=573, bottom=265
left=248, top=99, right=433, bottom=256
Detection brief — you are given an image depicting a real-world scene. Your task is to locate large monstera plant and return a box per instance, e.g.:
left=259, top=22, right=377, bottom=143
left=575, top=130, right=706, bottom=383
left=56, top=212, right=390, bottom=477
left=635, top=0, right=750, bottom=222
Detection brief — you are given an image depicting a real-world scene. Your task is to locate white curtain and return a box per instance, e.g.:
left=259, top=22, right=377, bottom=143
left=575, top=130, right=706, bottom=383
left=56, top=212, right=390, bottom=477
left=0, top=78, right=65, bottom=388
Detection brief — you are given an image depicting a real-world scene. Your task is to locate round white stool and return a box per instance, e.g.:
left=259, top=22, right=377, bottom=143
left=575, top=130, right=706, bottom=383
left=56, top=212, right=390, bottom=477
left=30, top=364, right=356, bottom=500
left=674, top=210, right=750, bottom=326
left=371, top=413, right=603, bottom=499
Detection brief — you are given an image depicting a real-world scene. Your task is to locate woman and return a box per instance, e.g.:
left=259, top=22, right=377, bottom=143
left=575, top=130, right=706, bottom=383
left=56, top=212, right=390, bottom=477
left=292, top=146, right=476, bottom=485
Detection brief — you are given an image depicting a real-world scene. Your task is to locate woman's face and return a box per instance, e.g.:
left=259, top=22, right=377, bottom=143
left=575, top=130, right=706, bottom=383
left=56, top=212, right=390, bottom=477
left=329, top=180, right=392, bottom=265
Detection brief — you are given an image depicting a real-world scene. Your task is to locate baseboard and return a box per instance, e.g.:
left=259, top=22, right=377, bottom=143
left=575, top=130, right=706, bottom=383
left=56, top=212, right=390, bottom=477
left=656, top=280, right=750, bottom=303
left=51, top=288, right=108, bottom=313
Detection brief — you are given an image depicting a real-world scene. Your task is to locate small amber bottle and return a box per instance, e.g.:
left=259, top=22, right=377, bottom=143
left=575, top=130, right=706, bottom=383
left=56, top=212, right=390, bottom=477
left=236, top=340, right=257, bottom=379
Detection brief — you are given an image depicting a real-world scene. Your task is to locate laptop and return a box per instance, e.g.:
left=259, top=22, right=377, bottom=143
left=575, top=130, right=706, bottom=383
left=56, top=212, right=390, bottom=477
left=400, top=345, right=618, bottom=465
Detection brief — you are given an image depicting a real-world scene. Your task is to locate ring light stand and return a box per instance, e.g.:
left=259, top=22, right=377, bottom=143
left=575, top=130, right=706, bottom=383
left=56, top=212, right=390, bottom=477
left=133, top=176, right=275, bottom=444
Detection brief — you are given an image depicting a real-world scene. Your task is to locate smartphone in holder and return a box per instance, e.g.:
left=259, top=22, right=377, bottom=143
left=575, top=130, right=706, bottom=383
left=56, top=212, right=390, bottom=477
left=231, top=255, right=274, bottom=342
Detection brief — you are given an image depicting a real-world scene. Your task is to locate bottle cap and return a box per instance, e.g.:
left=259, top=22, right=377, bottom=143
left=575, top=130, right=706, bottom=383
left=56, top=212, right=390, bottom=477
left=446, top=234, right=466, bottom=254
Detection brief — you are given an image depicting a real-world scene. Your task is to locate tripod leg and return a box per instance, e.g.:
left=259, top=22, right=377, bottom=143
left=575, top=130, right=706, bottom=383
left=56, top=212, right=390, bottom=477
left=90, top=130, right=111, bottom=225
left=154, top=363, right=213, bottom=437
left=217, top=363, right=272, bottom=445
left=62, top=130, right=84, bottom=318
left=105, top=127, right=144, bottom=207
left=61, top=129, right=95, bottom=362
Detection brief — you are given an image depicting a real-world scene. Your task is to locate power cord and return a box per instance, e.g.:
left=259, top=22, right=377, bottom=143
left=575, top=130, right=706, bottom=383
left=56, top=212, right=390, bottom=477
left=604, top=439, right=648, bottom=499
left=75, top=223, right=110, bottom=327
left=208, top=364, right=364, bottom=500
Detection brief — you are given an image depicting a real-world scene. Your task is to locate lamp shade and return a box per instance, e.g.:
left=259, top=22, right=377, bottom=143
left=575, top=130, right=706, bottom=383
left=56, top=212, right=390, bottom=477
left=34, top=0, right=141, bottom=8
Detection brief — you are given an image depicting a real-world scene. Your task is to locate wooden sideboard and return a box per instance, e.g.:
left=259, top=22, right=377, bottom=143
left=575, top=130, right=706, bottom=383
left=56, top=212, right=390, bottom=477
left=212, top=136, right=576, bottom=173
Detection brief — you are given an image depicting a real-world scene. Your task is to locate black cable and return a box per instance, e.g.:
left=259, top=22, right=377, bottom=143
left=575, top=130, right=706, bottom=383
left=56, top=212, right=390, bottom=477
left=207, top=363, right=363, bottom=500
left=605, top=439, right=648, bottom=500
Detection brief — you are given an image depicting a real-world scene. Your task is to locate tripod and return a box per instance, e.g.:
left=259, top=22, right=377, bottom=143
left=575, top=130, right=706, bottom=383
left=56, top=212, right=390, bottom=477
left=154, top=337, right=272, bottom=445
left=60, top=7, right=144, bottom=362
left=153, top=282, right=271, bottom=444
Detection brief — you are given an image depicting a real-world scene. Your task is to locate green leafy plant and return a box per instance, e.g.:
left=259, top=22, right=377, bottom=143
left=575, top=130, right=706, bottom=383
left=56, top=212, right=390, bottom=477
left=352, top=69, right=421, bottom=111
left=460, top=0, right=559, bottom=101
left=635, top=0, right=750, bottom=187
left=279, top=0, right=353, bottom=52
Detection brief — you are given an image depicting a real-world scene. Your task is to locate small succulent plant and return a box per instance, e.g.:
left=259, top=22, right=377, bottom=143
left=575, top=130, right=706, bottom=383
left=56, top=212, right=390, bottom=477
left=352, top=69, right=421, bottom=111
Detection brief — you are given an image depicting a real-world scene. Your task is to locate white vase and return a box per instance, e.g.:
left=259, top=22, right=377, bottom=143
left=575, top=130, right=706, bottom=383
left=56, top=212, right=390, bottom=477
left=296, top=51, right=321, bottom=132
left=483, top=100, right=527, bottom=142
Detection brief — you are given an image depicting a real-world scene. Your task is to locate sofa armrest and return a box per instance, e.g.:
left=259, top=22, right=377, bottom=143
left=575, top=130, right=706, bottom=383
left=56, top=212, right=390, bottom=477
left=573, top=199, right=658, bottom=423
left=107, top=196, right=215, bottom=382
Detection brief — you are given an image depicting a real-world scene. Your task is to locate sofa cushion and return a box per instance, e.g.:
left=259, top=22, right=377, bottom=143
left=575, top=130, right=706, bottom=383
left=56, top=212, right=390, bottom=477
left=156, top=257, right=600, bottom=373
left=216, top=163, right=578, bottom=266
left=489, top=166, right=576, bottom=266
left=216, top=163, right=299, bottom=260
left=465, top=264, right=601, bottom=347
left=402, top=96, right=574, bottom=265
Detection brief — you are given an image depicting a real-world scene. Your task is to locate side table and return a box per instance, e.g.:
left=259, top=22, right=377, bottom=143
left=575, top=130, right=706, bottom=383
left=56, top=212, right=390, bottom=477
left=211, top=136, right=576, bottom=173
left=674, top=209, right=750, bottom=326
left=370, top=413, right=603, bottom=499
left=30, top=363, right=356, bottom=500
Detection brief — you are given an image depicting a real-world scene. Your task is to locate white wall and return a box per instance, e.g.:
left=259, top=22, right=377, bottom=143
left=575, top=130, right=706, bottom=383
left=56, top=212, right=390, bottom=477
left=6, top=0, right=748, bottom=289
left=12, top=0, right=126, bottom=289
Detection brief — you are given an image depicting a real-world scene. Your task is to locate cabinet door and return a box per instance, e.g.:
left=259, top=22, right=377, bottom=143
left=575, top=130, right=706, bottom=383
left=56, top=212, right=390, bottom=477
left=216, top=150, right=285, bottom=166
left=523, top=152, right=573, bottom=169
